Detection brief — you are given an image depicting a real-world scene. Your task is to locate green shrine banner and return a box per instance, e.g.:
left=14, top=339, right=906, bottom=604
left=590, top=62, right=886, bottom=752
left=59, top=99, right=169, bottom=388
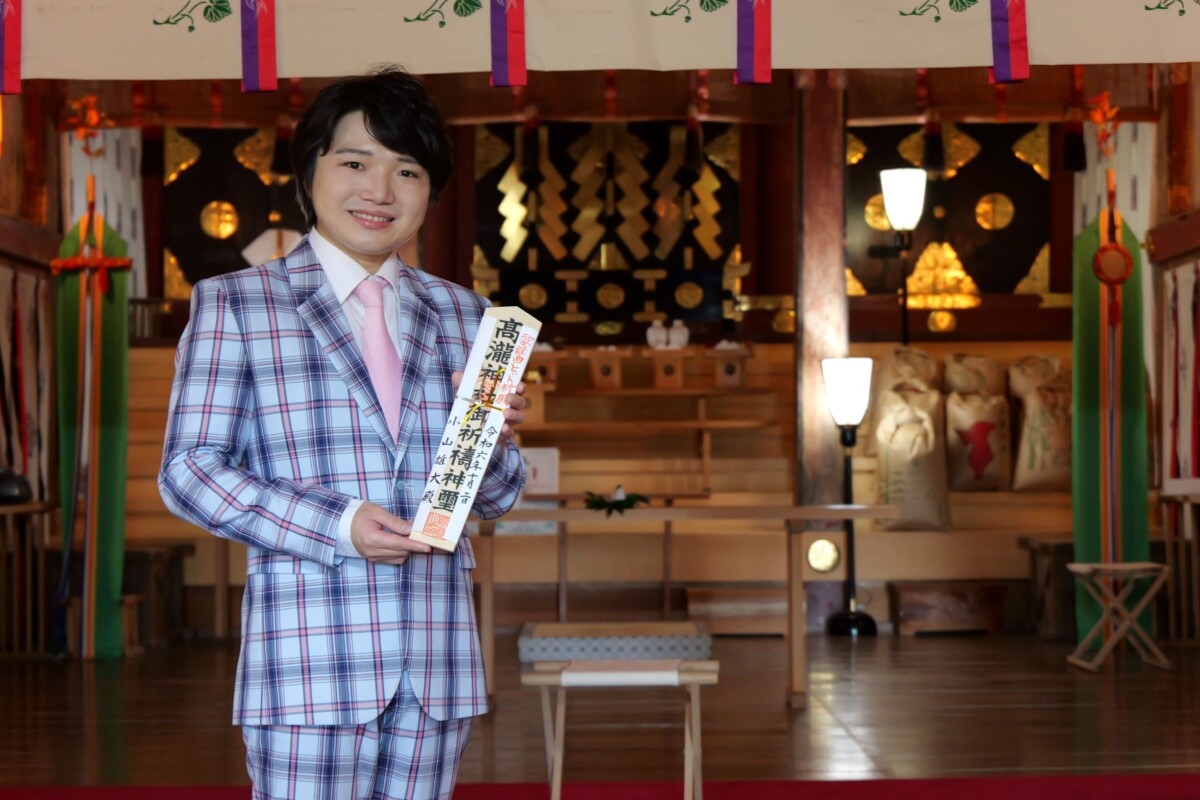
left=1071, top=217, right=1149, bottom=643
left=55, top=215, right=130, bottom=661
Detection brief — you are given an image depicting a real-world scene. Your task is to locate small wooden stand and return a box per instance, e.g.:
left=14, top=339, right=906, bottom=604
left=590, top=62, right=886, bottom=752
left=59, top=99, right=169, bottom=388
left=529, top=349, right=572, bottom=386
left=706, top=347, right=751, bottom=388
left=645, top=347, right=693, bottom=390
left=583, top=348, right=632, bottom=390
left=522, top=658, right=718, bottom=800
left=1066, top=562, right=1171, bottom=672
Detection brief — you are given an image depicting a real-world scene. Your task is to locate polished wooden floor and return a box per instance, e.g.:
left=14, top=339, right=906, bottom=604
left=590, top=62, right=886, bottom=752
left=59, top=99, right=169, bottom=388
left=3, top=622, right=1200, bottom=786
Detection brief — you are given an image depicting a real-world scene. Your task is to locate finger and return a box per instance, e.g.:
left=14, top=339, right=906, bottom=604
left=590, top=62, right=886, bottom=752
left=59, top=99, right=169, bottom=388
left=452, top=370, right=464, bottom=391
left=505, top=392, right=527, bottom=411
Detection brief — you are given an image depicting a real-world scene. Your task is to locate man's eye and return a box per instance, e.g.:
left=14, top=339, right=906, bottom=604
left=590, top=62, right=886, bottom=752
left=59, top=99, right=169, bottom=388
left=399, top=169, right=421, bottom=179
left=344, top=161, right=363, bottom=169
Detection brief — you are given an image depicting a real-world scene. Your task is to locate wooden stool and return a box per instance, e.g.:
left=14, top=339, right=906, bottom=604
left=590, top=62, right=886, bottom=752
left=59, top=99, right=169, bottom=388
left=521, top=659, right=719, bottom=800
left=1066, top=562, right=1170, bottom=672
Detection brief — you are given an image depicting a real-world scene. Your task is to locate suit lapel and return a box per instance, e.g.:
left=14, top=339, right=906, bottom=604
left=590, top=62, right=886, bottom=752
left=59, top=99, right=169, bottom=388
left=392, top=265, right=440, bottom=467
left=287, top=239, right=398, bottom=458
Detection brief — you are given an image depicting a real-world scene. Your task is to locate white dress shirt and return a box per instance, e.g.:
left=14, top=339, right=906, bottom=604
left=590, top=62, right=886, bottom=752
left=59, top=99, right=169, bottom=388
left=308, top=228, right=406, bottom=559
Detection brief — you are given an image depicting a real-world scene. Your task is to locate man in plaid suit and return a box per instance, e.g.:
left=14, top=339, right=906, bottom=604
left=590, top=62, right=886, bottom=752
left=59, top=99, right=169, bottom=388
left=159, top=67, right=526, bottom=799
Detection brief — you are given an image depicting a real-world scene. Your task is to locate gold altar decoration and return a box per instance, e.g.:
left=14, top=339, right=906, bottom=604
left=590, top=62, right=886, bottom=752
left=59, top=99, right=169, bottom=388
left=704, top=128, right=740, bottom=183
left=846, top=133, right=867, bottom=166
left=927, top=311, right=957, bottom=332
left=163, top=249, right=192, bottom=301
left=864, top=194, right=891, bottom=232
left=234, top=128, right=292, bottom=186
left=1014, top=244, right=1072, bottom=308
left=906, top=241, right=981, bottom=312
left=164, top=128, right=200, bottom=186
left=200, top=201, right=239, bottom=240
left=471, top=245, right=501, bottom=297
left=475, top=126, right=512, bottom=181
left=975, top=193, right=1014, bottom=230
left=899, top=123, right=980, bottom=179
left=597, top=282, right=626, bottom=310
left=569, top=124, right=651, bottom=264
left=675, top=281, right=704, bottom=310
left=497, top=159, right=529, bottom=262
left=846, top=268, right=867, bottom=297
left=533, top=126, right=571, bottom=261
left=1013, top=123, right=1050, bottom=180
left=519, top=283, right=548, bottom=310
left=651, top=125, right=687, bottom=260
left=594, top=321, right=623, bottom=336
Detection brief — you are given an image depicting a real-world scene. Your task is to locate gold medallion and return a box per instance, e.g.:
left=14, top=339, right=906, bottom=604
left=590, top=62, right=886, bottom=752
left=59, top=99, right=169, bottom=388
left=519, top=283, right=549, bottom=310
left=597, top=282, right=626, bottom=310
left=675, top=281, right=704, bottom=310
left=200, top=201, right=239, bottom=240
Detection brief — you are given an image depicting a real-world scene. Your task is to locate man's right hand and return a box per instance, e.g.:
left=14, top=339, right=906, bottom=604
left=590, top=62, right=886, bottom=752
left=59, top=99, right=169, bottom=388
left=350, top=502, right=432, bottom=565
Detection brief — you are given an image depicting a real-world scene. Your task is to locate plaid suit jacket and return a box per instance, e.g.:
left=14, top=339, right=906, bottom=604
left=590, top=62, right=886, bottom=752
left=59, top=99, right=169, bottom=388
left=159, top=237, right=523, bottom=726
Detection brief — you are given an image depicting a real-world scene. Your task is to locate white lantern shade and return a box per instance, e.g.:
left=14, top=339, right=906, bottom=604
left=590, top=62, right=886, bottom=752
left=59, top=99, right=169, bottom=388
left=880, top=168, right=927, bottom=232
left=822, top=357, right=874, bottom=428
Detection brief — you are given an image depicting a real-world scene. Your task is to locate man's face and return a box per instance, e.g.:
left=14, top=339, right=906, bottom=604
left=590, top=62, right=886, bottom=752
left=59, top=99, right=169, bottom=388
left=310, top=111, right=432, bottom=273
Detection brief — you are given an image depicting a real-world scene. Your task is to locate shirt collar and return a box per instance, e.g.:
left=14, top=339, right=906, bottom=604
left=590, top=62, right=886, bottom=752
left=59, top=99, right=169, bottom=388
left=308, top=227, right=401, bottom=304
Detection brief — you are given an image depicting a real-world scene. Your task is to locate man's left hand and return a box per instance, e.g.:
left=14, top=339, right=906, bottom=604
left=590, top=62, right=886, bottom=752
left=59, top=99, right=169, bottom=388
left=452, top=371, right=527, bottom=442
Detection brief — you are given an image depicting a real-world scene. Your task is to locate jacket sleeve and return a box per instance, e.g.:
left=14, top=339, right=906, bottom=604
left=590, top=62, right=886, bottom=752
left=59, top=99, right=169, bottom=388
left=157, top=279, right=348, bottom=567
left=471, top=437, right=525, bottom=520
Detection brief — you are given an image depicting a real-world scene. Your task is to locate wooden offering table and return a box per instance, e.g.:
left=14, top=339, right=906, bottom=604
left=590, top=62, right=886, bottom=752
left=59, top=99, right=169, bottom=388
left=477, top=503, right=898, bottom=707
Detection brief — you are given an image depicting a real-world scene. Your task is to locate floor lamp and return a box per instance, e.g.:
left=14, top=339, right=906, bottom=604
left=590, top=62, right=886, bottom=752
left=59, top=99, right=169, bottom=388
left=880, top=168, right=927, bottom=346
left=821, top=357, right=876, bottom=637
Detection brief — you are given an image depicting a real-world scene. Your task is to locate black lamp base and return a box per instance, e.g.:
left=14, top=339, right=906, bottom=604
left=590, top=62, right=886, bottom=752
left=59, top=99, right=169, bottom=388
left=826, top=610, right=878, bottom=637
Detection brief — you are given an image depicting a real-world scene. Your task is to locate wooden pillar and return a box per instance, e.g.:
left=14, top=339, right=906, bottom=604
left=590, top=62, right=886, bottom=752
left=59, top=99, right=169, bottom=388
left=1167, top=64, right=1193, bottom=217
left=790, top=69, right=848, bottom=709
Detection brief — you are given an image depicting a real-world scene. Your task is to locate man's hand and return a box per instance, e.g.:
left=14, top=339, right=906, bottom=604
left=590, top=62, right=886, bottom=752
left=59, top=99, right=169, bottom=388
left=451, top=370, right=527, bottom=442
left=349, top=502, right=432, bottom=565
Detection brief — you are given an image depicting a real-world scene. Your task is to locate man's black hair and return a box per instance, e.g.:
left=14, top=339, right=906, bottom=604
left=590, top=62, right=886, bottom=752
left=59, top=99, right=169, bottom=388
left=289, top=65, right=453, bottom=229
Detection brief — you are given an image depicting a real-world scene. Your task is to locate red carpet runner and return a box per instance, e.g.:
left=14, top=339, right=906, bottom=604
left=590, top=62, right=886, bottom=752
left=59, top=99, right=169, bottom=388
left=3, top=775, right=1200, bottom=799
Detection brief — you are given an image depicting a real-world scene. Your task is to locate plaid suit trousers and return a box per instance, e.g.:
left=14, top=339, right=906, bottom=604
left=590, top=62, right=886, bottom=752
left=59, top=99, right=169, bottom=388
left=243, top=671, right=471, bottom=800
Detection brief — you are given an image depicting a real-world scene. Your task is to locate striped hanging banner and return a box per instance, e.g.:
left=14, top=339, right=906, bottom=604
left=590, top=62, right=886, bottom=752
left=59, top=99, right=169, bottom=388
left=736, top=0, right=771, bottom=85
left=240, top=0, right=278, bottom=93
left=1, top=0, right=20, bottom=95
left=490, top=0, right=526, bottom=88
left=988, top=0, right=1029, bottom=84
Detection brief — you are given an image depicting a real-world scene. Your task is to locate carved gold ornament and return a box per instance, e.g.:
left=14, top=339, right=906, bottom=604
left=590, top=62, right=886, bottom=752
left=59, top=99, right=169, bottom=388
left=234, top=128, right=291, bottom=186
left=865, top=193, right=891, bottom=232
left=1014, top=244, right=1072, bottom=307
left=899, top=123, right=980, bottom=179
left=975, top=193, right=1014, bottom=230
left=906, top=242, right=981, bottom=310
left=846, top=268, right=867, bottom=296
left=1013, top=123, right=1050, bottom=181
left=675, top=281, right=704, bottom=310
left=200, top=201, right=239, bottom=239
left=475, top=125, right=512, bottom=181
left=163, top=249, right=193, bottom=301
left=597, top=282, right=626, bottom=310
left=846, top=132, right=867, bottom=166
left=519, top=283, right=549, bottom=310
left=704, top=127, right=740, bottom=182
left=164, top=128, right=200, bottom=186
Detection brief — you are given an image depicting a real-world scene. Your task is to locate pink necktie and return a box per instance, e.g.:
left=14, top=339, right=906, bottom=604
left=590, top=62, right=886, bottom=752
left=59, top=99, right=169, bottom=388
left=353, top=276, right=403, bottom=441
